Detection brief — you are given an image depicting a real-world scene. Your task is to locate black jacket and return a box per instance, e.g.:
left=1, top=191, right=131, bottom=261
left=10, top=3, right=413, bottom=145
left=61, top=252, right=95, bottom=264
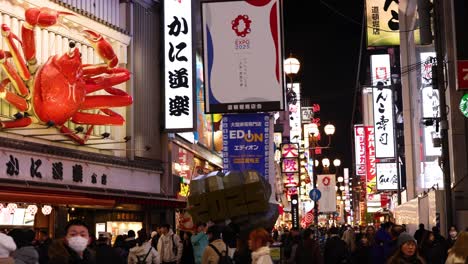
left=48, top=239, right=96, bottom=264
left=324, top=236, right=348, bottom=264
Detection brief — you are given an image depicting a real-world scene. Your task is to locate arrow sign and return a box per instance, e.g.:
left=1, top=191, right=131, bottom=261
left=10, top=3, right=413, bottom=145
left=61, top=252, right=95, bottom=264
left=309, top=189, right=322, bottom=202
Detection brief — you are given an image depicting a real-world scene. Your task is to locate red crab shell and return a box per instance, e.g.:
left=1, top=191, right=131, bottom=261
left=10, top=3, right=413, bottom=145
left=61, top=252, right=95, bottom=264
left=32, top=48, right=86, bottom=126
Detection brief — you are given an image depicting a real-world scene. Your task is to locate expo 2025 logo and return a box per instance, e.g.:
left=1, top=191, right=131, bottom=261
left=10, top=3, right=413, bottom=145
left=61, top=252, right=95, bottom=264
left=322, top=176, right=331, bottom=186
left=231, top=15, right=252, bottom=37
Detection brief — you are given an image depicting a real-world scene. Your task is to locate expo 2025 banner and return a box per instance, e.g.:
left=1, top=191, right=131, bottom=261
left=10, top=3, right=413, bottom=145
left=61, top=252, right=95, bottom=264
left=202, top=0, right=284, bottom=113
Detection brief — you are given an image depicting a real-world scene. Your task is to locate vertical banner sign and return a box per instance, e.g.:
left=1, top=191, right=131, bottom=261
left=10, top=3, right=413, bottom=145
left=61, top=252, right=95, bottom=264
left=354, top=125, right=366, bottom=175
left=222, top=113, right=269, bottom=178
left=371, top=54, right=391, bottom=86
left=164, top=0, right=195, bottom=131
left=281, top=143, right=299, bottom=188
left=201, top=0, right=284, bottom=113
left=372, top=87, right=395, bottom=159
left=454, top=0, right=468, bottom=90
left=289, top=83, right=302, bottom=143
left=291, top=194, right=299, bottom=229
left=376, top=162, right=398, bottom=190
left=317, top=174, right=337, bottom=213
left=365, top=126, right=377, bottom=194
left=365, top=0, right=420, bottom=46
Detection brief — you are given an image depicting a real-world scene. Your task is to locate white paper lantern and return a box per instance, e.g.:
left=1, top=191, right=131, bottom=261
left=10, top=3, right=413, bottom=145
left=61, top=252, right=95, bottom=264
left=26, top=205, right=38, bottom=215
left=7, top=203, right=17, bottom=214
left=41, top=205, right=53, bottom=215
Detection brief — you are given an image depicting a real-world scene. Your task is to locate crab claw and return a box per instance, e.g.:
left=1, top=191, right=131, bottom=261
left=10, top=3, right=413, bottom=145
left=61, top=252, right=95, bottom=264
left=1, top=25, right=30, bottom=81
left=83, top=29, right=118, bottom=68
left=25, top=7, right=74, bottom=28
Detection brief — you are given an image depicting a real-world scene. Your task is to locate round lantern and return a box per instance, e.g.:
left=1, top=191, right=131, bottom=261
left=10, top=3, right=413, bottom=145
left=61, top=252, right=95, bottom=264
left=7, top=203, right=17, bottom=214
left=41, top=205, right=53, bottom=215
left=26, top=205, right=38, bottom=215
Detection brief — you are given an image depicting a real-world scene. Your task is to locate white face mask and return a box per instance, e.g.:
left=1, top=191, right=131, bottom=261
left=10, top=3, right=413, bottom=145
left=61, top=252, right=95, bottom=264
left=67, top=236, right=89, bottom=253
left=450, top=231, right=457, bottom=238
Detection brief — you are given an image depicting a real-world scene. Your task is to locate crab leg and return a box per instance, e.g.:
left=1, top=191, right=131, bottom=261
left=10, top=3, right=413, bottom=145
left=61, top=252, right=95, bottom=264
left=0, top=117, right=32, bottom=129
left=0, top=50, right=29, bottom=97
left=82, top=30, right=118, bottom=68
left=82, top=65, right=129, bottom=77
left=72, top=109, right=125, bottom=126
left=59, top=125, right=94, bottom=145
left=22, top=7, right=74, bottom=64
left=1, top=25, right=30, bottom=81
left=0, top=79, right=28, bottom=111
left=85, top=72, right=130, bottom=93
left=81, top=87, right=132, bottom=109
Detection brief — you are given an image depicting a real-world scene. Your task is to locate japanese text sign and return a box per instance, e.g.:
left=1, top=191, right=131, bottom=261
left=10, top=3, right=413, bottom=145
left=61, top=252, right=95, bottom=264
left=371, top=54, right=391, bottom=86
left=222, top=113, right=270, bottom=179
left=201, top=0, right=285, bottom=113
left=281, top=158, right=299, bottom=173
left=372, top=87, right=395, bottom=159
left=289, top=83, right=302, bottom=142
left=457, top=60, right=468, bottom=90
left=365, top=126, right=377, bottom=194
left=354, top=125, right=366, bottom=175
left=376, top=162, right=399, bottom=190
left=281, top=143, right=299, bottom=158
left=366, top=0, right=421, bottom=46
left=164, top=0, right=195, bottom=131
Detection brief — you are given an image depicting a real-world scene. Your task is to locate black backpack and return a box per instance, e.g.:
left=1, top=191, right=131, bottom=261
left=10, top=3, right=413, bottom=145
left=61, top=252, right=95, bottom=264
left=136, top=247, right=152, bottom=264
left=209, top=243, right=233, bottom=264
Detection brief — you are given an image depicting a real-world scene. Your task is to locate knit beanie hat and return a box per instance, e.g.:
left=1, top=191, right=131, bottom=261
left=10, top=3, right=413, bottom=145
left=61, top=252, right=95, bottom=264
left=0, top=233, right=16, bottom=258
left=397, top=233, right=417, bottom=248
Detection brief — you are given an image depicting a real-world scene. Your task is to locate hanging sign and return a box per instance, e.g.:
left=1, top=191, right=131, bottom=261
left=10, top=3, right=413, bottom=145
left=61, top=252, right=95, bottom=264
left=317, top=174, right=336, bottom=213
left=201, top=0, right=284, bottom=113
left=376, top=162, right=399, bottom=190
left=354, top=125, right=366, bottom=175
left=164, top=0, right=195, bottom=131
left=222, top=113, right=270, bottom=178
left=457, top=60, right=468, bottom=90
left=365, top=126, right=377, bottom=194
left=372, top=87, right=395, bottom=159
left=371, top=54, right=391, bottom=86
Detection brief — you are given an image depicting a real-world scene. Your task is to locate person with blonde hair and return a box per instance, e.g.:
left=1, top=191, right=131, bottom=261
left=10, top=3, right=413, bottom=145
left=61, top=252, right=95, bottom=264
left=248, top=228, right=273, bottom=264
left=445, top=231, right=468, bottom=264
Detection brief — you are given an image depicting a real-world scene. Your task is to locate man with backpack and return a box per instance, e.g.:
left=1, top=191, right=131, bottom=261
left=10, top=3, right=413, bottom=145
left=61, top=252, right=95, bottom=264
left=202, top=225, right=233, bottom=264
left=157, top=224, right=182, bottom=264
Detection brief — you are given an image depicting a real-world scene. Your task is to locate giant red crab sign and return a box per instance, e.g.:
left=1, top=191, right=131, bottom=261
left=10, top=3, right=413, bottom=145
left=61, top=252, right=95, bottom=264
left=0, top=6, right=132, bottom=145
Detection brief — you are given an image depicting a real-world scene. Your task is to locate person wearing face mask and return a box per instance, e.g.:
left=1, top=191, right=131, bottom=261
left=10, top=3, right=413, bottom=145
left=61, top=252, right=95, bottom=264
left=447, top=226, right=458, bottom=249
left=48, top=219, right=96, bottom=264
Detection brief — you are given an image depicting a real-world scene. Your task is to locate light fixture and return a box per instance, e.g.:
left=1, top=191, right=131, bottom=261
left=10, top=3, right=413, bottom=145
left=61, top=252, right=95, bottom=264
left=309, top=123, right=319, bottom=137
left=42, top=205, right=53, bottom=215
left=335, top=186, right=338, bottom=191
left=333, top=159, right=341, bottom=167
left=338, top=176, right=344, bottom=183
left=284, top=56, right=301, bottom=75
left=340, top=186, right=345, bottom=191
left=26, top=205, right=38, bottom=215
left=314, top=159, right=320, bottom=167
left=324, top=124, right=335, bottom=135
left=322, top=158, right=330, bottom=168
left=341, top=196, right=346, bottom=200
left=7, top=203, right=17, bottom=214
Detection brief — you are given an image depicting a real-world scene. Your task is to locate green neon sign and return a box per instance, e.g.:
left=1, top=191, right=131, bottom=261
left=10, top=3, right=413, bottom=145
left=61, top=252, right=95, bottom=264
left=460, top=94, right=468, bottom=118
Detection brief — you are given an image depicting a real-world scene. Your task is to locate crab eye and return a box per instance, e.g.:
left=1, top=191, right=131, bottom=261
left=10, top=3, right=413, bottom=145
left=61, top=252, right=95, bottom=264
left=69, top=41, right=76, bottom=49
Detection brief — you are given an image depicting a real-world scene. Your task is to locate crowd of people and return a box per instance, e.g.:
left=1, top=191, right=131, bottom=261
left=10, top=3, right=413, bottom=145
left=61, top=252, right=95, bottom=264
left=0, top=219, right=467, bottom=264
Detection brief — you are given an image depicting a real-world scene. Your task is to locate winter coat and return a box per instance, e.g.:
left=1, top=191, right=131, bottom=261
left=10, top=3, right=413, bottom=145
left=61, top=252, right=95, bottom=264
left=324, top=235, right=348, bottom=264
left=201, top=239, right=227, bottom=264
left=156, top=230, right=182, bottom=263
left=421, top=239, right=448, bottom=264
left=0, top=258, right=14, bottom=264
left=36, top=238, right=52, bottom=264
left=128, top=241, right=159, bottom=264
left=95, top=243, right=125, bottom=264
left=12, top=246, right=39, bottom=264
left=251, top=246, right=273, bottom=264
left=295, top=238, right=323, bottom=264
left=445, top=253, right=467, bottom=264
left=181, top=239, right=195, bottom=264
left=386, top=253, right=426, bottom=264
left=48, top=239, right=96, bottom=264
left=191, top=233, right=208, bottom=264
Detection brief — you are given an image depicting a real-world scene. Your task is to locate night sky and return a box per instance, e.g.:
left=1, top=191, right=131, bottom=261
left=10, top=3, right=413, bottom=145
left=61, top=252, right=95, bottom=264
left=283, top=0, right=364, bottom=170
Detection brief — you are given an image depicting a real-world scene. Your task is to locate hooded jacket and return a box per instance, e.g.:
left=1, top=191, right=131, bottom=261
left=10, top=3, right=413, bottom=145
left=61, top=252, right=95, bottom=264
left=0, top=233, right=16, bottom=264
left=191, top=232, right=208, bottom=264
left=12, top=246, right=39, bottom=264
left=156, top=230, right=182, bottom=263
left=251, top=246, right=273, bottom=264
left=128, top=241, right=160, bottom=264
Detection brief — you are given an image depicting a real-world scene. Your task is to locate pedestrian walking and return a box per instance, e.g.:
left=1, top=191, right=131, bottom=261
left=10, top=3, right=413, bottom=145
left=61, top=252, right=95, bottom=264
left=157, top=224, right=182, bottom=264
left=249, top=228, right=273, bottom=264
left=9, top=229, right=39, bottom=264
left=191, top=223, right=208, bottom=264
left=324, top=227, right=348, bottom=264
left=48, top=219, right=96, bottom=264
left=181, top=232, right=195, bottom=264
left=445, top=231, right=468, bottom=264
left=128, top=230, right=160, bottom=264
left=36, top=230, right=52, bottom=264
left=96, top=232, right=125, bottom=264
left=284, top=227, right=301, bottom=264
left=386, top=233, right=425, bottom=264
left=295, top=228, right=323, bottom=264
left=201, top=225, right=229, bottom=264
left=113, top=235, right=128, bottom=263
left=414, top=224, right=428, bottom=246
left=447, top=226, right=458, bottom=249
left=0, top=232, right=16, bottom=264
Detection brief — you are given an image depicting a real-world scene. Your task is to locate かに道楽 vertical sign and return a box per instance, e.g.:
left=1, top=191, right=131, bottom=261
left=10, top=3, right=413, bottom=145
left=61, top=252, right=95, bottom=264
left=164, top=0, right=195, bottom=131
